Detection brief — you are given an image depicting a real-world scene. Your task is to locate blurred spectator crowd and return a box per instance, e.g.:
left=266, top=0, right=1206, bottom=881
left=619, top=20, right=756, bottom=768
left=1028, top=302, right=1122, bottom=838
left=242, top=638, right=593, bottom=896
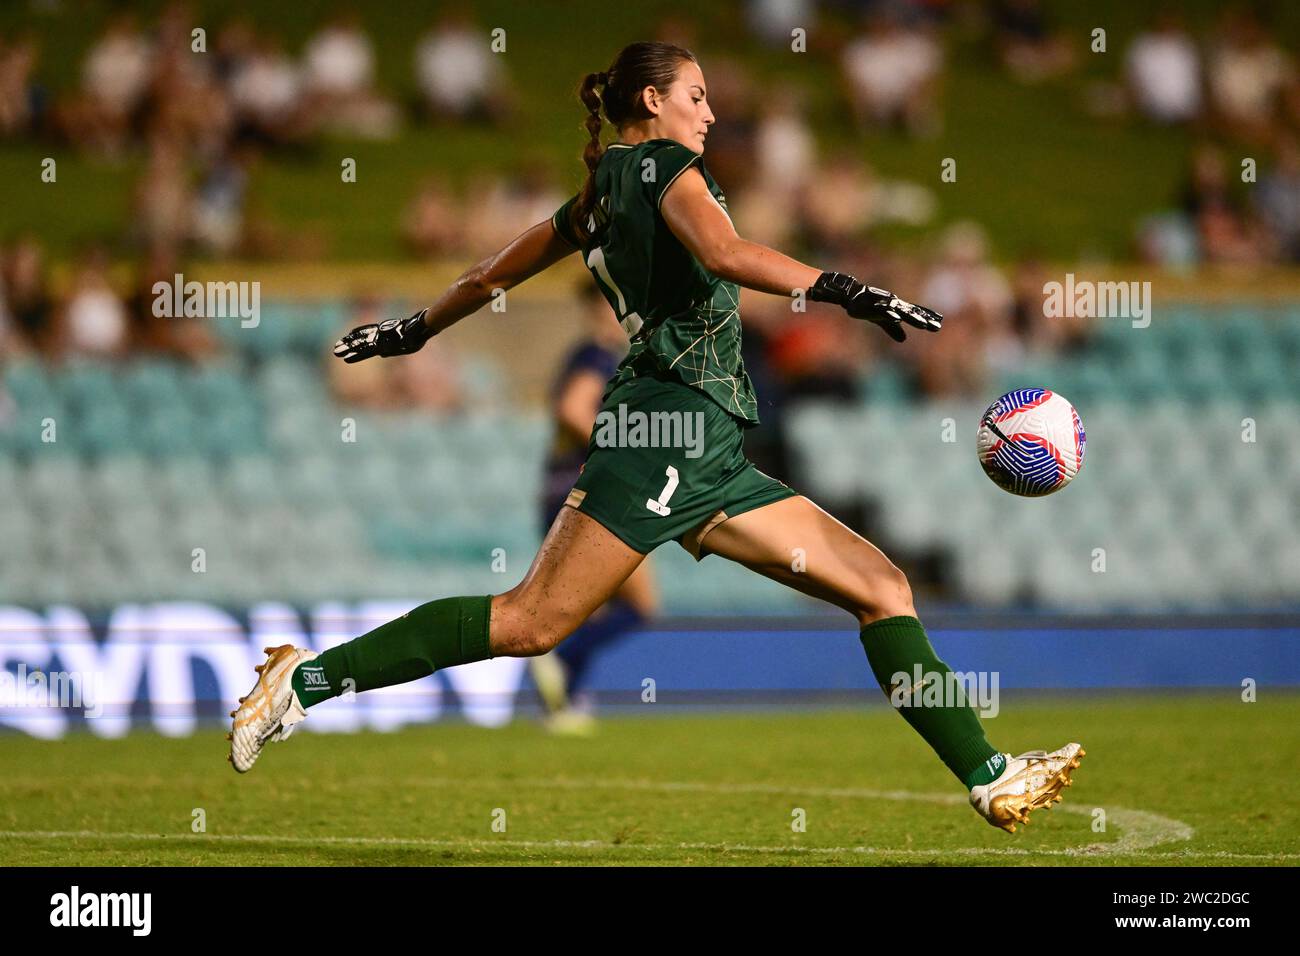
left=1, top=0, right=1299, bottom=414
left=0, top=237, right=218, bottom=362
left=1122, top=6, right=1300, bottom=266
left=0, top=232, right=470, bottom=416
left=0, top=1, right=1296, bottom=269
left=0, top=2, right=518, bottom=261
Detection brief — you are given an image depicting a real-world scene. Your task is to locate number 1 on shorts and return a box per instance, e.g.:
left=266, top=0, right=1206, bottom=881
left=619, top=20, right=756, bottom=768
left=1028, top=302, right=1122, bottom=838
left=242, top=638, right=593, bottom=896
left=645, top=465, right=679, bottom=516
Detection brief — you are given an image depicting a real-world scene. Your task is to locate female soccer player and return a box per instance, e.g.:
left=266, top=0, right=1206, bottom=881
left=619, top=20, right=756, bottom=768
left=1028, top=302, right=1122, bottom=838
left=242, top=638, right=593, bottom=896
left=231, top=41, right=1083, bottom=833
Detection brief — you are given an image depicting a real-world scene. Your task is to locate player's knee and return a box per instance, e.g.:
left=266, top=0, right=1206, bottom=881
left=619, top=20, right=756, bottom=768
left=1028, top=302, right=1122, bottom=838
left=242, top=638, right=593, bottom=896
left=491, top=615, right=564, bottom=657
left=855, top=562, right=915, bottom=626
left=489, top=592, right=573, bottom=657
left=505, top=627, right=565, bottom=657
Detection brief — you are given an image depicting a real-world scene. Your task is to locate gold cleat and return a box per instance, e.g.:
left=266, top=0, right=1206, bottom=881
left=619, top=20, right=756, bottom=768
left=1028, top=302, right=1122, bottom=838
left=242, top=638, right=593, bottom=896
left=228, top=643, right=318, bottom=773
left=970, top=744, right=1085, bottom=833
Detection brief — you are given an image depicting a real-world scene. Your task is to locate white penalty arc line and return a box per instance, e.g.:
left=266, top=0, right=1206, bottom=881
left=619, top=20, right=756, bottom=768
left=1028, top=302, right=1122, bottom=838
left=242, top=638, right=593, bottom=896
left=399, top=775, right=1197, bottom=858
left=0, top=830, right=1291, bottom=862
left=0, top=776, right=1218, bottom=859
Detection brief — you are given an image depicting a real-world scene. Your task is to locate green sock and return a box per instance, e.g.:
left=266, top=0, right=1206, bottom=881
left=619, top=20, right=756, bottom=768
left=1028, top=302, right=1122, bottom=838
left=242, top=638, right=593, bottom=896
left=859, top=615, right=1002, bottom=789
left=291, top=595, right=493, bottom=707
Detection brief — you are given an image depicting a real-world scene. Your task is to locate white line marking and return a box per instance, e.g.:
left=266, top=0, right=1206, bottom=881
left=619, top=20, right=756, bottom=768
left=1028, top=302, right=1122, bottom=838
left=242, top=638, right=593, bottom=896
left=0, top=775, right=1212, bottom=858
left=0, top=830, right=1290, bottom=861
left=397, top=775, right=1197, bottom=856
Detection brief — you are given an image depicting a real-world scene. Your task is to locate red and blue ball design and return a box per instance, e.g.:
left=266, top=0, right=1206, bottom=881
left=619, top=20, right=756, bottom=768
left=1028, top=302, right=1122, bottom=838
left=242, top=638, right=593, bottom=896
left=977, top=388, right=1086, bottom=497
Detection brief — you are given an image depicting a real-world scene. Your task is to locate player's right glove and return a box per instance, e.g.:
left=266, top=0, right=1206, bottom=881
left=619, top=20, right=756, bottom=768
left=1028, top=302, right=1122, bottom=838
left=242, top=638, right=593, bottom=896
left=333, top=308, right=435, bottom=363
left=806, top=272, right=943, bottom=343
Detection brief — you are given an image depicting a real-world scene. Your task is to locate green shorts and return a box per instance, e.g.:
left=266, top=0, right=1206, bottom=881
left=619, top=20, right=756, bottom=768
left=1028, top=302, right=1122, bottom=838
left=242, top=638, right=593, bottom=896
left=565, top=374, right=797, bottom=557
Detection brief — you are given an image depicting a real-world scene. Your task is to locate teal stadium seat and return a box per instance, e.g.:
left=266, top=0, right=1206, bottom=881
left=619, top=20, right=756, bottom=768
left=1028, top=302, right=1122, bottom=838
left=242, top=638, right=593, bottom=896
left=238, top=304, right=298, bottom=357
left=156, top=457, right=218, bottom=505
left=121, top=360, right=186, bottom=412
left=258, top=356, right=316, bottom=397
left=288, top=455, right=346, bottom=510
left=57, top=361, right=116, bottom=408
left=23, top=457, right=83, bottom=507
left=188, top=364, right=250, bottom=412
left=3, top=359, right=51, bottom=400
left=136, top=404, right=201, bottom=457
left=291, top=302, right=349, bottom=355
left=79, top=398, right=135, bottom=456
left=224, top=457, right=279, bottom=503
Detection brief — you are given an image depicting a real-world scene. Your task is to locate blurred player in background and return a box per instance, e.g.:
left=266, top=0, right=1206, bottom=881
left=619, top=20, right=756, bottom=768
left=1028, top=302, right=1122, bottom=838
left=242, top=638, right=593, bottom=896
left=530, top=281, right=659, bottom=734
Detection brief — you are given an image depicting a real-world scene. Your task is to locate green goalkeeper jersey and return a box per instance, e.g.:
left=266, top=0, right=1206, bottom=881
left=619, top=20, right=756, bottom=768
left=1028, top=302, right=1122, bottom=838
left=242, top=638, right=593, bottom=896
left=551, top=138, right=759, bottom=424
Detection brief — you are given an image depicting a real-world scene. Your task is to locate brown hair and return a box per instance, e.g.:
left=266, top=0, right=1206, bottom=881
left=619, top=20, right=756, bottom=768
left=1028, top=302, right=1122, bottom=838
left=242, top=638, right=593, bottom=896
left=570, top=41, right=697, bottom=246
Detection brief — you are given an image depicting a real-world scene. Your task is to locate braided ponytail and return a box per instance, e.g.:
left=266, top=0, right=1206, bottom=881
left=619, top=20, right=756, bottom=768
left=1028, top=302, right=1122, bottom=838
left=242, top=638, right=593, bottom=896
left=572, top=70, right=608, bottom=246
left=569, top=43, right=696, bottom=246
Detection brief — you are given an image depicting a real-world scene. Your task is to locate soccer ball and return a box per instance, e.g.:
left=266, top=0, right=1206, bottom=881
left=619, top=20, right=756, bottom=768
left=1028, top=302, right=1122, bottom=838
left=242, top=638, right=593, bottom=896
left=977, top=388, right=1086, bottom=497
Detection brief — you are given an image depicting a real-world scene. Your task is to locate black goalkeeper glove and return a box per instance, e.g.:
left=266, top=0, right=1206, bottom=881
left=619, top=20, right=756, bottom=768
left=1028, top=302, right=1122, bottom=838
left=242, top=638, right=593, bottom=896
left=333, top=308, right=435, bottom=363
left=806, top=272, right=943, bottom=343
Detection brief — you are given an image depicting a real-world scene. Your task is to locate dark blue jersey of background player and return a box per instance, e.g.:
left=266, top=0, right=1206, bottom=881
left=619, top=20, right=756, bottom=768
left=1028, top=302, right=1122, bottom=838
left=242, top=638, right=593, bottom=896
left=540, top=296, right=624, bottom=522
left=531, top=282, right=659, bottom=732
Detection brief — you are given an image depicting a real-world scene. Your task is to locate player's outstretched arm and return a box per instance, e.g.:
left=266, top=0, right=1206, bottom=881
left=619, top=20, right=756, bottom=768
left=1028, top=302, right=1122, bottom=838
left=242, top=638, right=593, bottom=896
left=660, top=167, right=942, bottom=342
left=334, top=219, right=577, bottom=363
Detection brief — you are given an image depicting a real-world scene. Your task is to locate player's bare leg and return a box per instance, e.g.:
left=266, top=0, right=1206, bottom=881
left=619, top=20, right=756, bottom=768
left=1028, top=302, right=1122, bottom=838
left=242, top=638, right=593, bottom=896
left=230, top=505, right=643, bottom=772
left=491, top=505, right=647, bottom=657
left=697, top=495, right=1084, bottom=831
left=693, top=495, right=915, bottom=624
left=615, top=559, right=659, bottom=618
left=528, top=556, right=658, bottom=733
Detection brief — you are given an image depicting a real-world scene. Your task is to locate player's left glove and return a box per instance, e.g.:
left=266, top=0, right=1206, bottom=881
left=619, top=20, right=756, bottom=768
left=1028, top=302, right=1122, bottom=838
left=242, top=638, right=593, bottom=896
left=333, top=308, right=435, bottom=363
left=807, top=272, right=943, bottom=343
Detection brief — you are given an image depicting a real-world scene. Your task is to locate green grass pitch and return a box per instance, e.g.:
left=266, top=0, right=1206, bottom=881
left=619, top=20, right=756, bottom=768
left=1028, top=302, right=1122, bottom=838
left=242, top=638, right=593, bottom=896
left=2, top=693, right=1296, bottom=866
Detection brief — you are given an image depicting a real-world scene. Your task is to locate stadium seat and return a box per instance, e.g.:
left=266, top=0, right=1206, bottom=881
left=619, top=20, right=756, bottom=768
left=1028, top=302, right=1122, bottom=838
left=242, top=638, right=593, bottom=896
left=79, top=400, right=136, bottom=456
left=5, top=297, right=1295, bottom=613
left=120, top=361, right=187, bottom=413
left=58, top=361, right=117, bottom=413
left=136, top=405, right=202, bottom=457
